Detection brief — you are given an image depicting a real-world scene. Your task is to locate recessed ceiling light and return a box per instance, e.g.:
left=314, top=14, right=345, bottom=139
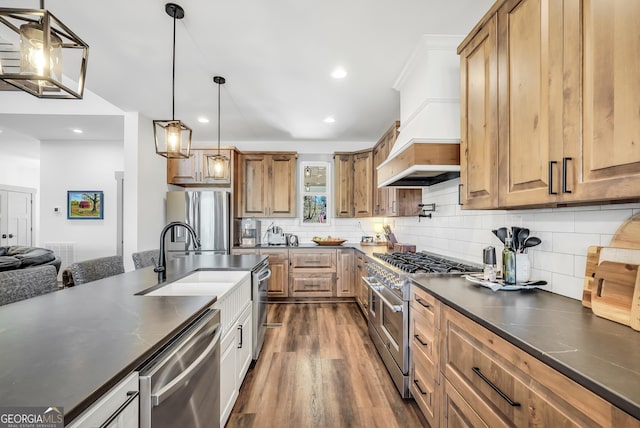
left=324, top=116, right=336, bottom=123
left=72, top=129, right=83, bottom=134
left=331, top=67, right=347, bottom=79
left=198, top=117, right=210, bottom=124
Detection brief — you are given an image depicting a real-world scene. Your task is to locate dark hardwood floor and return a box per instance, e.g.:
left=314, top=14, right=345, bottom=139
left=226, top=302, right=427, bottom=428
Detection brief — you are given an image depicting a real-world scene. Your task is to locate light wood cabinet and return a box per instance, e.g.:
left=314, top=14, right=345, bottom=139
left=259, top=248, right=289, bottom=298
left=460, top=0, right=640, bottom=209
left=355, top=251, right=368, bottom=318
left=167, top=148, right=234, bottom=186
left=336, top=248, right=355, bottom=297
left=334, top=153, right=354, bottom=218
left=569, top=0, right=640, bottom=202
left=410, top=285, right=440, bottom=427
left=373, top=140, right=388, bottom=217
left=353, top=150, right=374, bottom=217
left=289, top=249, right=337, bottom=298
left=439, top=304, right=640, bottom=427
left=236, top=152, right=296, bottom=217
left=459, top=13, right=499, bottom=209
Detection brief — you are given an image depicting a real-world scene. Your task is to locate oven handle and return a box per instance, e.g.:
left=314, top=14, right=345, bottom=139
left=363, top=277, right=403, bottom=313
left=257, top=268, right=272, bottom=282
left=151, top=323, right=221, bottom=407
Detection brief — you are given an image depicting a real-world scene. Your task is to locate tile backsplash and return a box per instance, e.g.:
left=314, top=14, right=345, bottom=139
left=249, top=178, right=640, bottom=301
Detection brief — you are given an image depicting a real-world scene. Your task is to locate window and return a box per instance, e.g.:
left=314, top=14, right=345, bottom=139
left=300, top=161, right=331, bottom=225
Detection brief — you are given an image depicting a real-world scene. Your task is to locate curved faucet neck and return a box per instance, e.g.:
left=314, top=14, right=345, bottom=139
left=154, top=221, right=200, bottom=282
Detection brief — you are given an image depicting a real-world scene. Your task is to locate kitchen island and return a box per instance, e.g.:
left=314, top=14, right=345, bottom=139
left=0, top=254, right=266, bottom=425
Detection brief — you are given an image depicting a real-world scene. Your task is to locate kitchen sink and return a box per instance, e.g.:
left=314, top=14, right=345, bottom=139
left=143, top=270, right=250, bottom=297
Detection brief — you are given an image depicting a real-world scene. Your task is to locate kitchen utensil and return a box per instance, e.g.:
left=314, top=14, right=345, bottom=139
left=591, top=261, right=640, bottom=328
left=495, top=227, right=508, bottom=244
left=582, top=246, right=603, bottom=308
left=517, top=228, right=530, bottom=252
left=511, top=227, right=522, bottom=251
left=522, top=236, right=541, bottom=250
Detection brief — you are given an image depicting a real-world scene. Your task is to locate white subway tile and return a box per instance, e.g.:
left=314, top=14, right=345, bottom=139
left=574, top=255, right=587, bottom=278
left=600, top=234, right=614, bottom=246
left=549, top=273, right=583, bottom=300
left=601, top=203, right=640, bottom=211
left=574, top=209, right=633, bottom=234
left=534, top=212, right=575, bottom=233
left=552, top=233, right=600, bottom=255
left=533, top=251, right=574, bottom=276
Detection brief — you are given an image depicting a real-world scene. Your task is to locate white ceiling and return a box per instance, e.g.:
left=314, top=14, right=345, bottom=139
left=0, top=0, right=492, bottom=145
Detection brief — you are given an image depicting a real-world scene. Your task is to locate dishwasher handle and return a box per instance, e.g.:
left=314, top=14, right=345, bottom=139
left=257, top=268, right=272, bottom=282
left=151, top=323, right=221, bottom=407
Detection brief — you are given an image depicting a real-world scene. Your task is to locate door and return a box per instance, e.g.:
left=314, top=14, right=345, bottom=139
left=353, top=151, right=373, bottom=217
left=497, top=0, right=573, bottom=207
left=334, top=154, right=354, bottom=218
left=569, top=0, right=640, bottom=201
left=459, top=14, right=499, bottom=209
left=269, top=154, right=296, bottom=217
left=239, top=153, right=268, bottom=216
left=0, top=190, right=33, bottom=246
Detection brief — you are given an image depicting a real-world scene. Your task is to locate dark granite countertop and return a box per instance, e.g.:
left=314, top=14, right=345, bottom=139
left=233, top=243, right=387, bottom=252
left=0, top=254, right=266, bottom=424
left=411, top=275, right=640, bottom=419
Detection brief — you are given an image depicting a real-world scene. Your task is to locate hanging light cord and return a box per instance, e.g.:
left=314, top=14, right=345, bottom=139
left=171, top=10, right=177, bottom=121
left=217, top=80, right=221, bottom=155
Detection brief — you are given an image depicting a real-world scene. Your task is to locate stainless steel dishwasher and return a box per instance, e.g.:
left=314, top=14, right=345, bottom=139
left=139, top=307, right=221, bottom=428
left=252, top=260, right=271, bottom=361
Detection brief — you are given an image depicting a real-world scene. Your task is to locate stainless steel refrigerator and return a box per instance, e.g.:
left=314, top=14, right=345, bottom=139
left=166, top=191, right=230, bottom=254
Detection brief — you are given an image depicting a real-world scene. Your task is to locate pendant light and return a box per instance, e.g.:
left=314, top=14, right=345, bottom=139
left=206, top=75, right=230, bottom=180
left=0, top=0, right=89, bottom=99
left=153, top=3, right=192, bottom=159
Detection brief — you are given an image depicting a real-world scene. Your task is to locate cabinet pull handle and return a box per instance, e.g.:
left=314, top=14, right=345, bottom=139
left=413, top=379, right=428, bottom=396
left=562, top=157, right=573, bottom=194
left=238, top=325, right=243, bottom=348
left=415, top=297, right=431, bottom=309
left=414, top=334, right=428, bottom=347
left=548, top=161, right=558, bottom=195
left=99, top=391, right=139, bottom=428
left=458, top=183, right=463, bottom=205
left=472, top=367, right=520, bottom=407
left=1, top=234, right=6, bottom=239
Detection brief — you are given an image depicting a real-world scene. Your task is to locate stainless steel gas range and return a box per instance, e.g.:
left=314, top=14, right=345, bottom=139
left=364, top=251, right=482, bottom=398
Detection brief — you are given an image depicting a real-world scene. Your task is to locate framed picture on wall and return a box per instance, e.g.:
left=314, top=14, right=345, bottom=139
left=67, top=191, right=104, bottom=220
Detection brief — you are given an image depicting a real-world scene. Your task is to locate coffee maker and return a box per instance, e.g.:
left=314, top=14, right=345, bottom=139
left=239, top=218, right=261, bottom=247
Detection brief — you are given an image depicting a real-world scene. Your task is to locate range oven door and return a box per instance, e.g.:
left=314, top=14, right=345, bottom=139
left=376, top=286, right=407, bottom=373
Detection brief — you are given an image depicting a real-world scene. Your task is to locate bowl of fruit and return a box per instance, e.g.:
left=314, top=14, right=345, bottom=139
left=311, top=236, right=347, bottom=246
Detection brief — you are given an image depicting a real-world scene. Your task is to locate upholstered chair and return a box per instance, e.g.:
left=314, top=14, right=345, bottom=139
left=0, top=264, right=59, bottom=306
left=70, top=256, right=125, bottom=285
left=132, top=249, right=160, bottom=270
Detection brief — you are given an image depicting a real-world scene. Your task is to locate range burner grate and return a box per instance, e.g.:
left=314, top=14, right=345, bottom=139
left=372, top=252, right=481, bottom=274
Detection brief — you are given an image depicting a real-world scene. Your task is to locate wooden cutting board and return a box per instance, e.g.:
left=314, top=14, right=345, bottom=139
left=591, top=261, right=640, bottom=328
left=610, top=212, right=640, bottom=249
left=582, top=246, right=602, bottom=308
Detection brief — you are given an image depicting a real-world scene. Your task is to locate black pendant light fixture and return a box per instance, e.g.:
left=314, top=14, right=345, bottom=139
left=206, top=75, right=230, bottom=180
left=0, top=0, right=89, bottom=99
left=153, top=3, right=192, bottom=159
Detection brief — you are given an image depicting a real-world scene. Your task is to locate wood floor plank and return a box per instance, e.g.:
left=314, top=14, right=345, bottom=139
left=227, top=303, right=427, bottom=428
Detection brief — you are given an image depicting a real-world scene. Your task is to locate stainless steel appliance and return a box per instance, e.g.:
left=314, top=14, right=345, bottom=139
left=166, top=191, right=230, bottom=254
left=252, top=260, right=271, bottom=360
left=266, top=224, right=286, bottom=245
left=286, top=233, right=299, bottom=247
left=139, top=307, right=222, bottom=428
left=365, top=252, right=482, bottom=398
left=240, top=218, right=261, bottom=247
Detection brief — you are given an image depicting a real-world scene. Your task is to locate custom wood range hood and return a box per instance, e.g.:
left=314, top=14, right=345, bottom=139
left=377, top=35, right=462, bottom=188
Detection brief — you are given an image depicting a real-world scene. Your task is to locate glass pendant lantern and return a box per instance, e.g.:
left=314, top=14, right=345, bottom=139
left=153, top=3, right=192, bottom=159
left=206, top=75, right=230, bottom=180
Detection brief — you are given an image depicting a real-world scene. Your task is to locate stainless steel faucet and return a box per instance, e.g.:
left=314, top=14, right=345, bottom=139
left=154, top=221, right=201, bottom=282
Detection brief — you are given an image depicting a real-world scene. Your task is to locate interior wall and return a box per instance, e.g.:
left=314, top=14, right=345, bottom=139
left=391, top=179, right=640, bottom=300
left=40, top=139, right=123, bottom=266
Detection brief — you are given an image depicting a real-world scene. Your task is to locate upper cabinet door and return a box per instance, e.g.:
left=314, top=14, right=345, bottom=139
left=459, top=13, right=499, bottom=209
left=497, top=0, right=567, bottom=207
left=334, top=154, right=354, bottom=218
left=167, top=152, right=199, bottom=184
left=239, top=153, right=268, bottom=217
left=568, top=0, right=640, bottom=201
left=353, top=150, right=373, bottom=218
left=269, top=154, right=296, bottom=217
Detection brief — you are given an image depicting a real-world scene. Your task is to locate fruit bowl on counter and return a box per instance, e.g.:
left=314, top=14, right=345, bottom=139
left=312, top=236, right=347, bottom=246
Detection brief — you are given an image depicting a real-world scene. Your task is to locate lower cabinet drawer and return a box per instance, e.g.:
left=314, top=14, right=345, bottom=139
left=412, top=349, right=438, bottom=426
left=442, top=377, right=489, bottom=428
left=289, top=274, right=334, bottom=297
left=442, top=306, right=640, bottom=428
left=412, top=306, right=437, bottom=366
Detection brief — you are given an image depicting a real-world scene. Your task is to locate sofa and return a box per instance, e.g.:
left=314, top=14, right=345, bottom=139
left=0, top=246, right=62, bottom=273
